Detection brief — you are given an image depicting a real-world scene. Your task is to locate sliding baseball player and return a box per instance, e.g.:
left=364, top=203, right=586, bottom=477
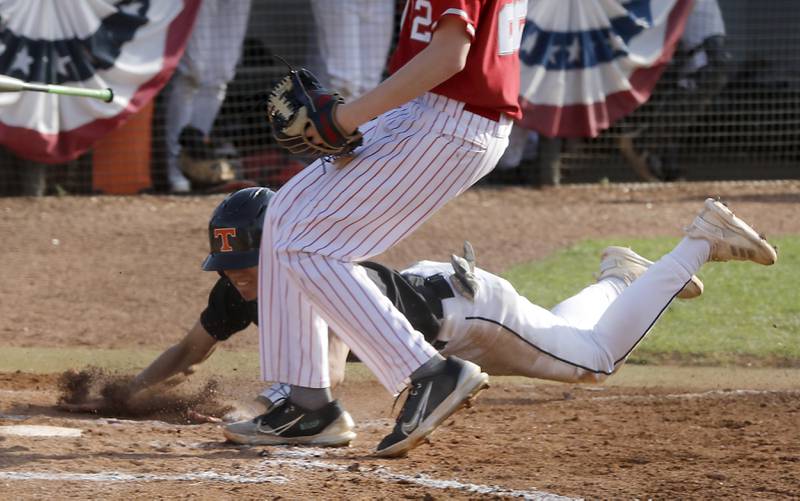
left=63, top=190, right=777, bottom=451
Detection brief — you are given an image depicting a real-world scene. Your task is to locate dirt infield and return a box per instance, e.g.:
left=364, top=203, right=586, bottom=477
left=1, top=181, right=799, bottom=498
left=1, top=372, right=799, bottom=499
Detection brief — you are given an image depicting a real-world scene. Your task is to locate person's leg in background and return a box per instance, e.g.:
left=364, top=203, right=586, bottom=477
left=357, top=0, right=395, bottom=96
left=19, top=162, right=47, bottom=196
left=0, top=148, right=47, bottom=196
left=164, top=72, right=197, bottom=193
left=311, top=0, right=362, bottom=99
left=164, top=0, right=252, bottom=193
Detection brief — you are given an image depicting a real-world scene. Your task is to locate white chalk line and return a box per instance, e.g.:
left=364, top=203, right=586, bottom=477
left=0, top=470, right=288, bottom=484
left=582, top=388, right=800, bottom=403
left=259, top=448, right=576, bottom=500
left=0, top=447, right=574, bottom=500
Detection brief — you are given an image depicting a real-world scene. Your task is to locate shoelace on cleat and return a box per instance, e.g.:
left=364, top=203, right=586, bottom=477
left=389, top=383, right=421, bottom=421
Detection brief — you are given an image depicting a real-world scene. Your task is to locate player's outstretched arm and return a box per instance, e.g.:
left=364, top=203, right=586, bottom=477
left=59, top=320, right=219, bottom=414
left=333, top=15, right=472, bottom=134
left=127, top=319, right=219, bottom=397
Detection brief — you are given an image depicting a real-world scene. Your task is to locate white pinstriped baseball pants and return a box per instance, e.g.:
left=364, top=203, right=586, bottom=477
left=258, top=93, right=512, bottom=393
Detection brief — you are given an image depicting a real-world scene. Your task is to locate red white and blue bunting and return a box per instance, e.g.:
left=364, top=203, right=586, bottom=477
left=518, top=0, right=694, bottom=137
left=0, top=0, right=200, bottom=163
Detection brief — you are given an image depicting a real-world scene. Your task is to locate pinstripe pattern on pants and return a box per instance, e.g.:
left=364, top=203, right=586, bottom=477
left=258, top=93, right=512, bottom=394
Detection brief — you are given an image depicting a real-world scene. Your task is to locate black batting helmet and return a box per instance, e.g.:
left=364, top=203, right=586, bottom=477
left=202, top=187, right=275, bottom=271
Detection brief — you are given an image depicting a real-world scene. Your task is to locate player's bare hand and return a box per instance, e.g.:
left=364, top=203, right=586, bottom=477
left=58, top=397, right=110, bottom=413
left=186, top=409, right=223, bottom=424
left=304, top=122, right=325, bottom=147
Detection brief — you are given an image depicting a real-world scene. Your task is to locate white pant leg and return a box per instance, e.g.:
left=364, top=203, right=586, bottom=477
left=164, top=74, right=196, bottom=187
left=259, top=218, right=332, bottom=388
left=440, top=238, right=709, bottom=383
left=592, top=238, right=710, bottom=367
left=258, top=95, right=511, bottom=393
left=312, top=0, right=362, bottom=98
left=164, top=73, right=225, bottom=188
left=550, top=279, right=625, bottom=330
left=259, top=330, right=347, bottom=405
left=681, top=0, right=726, bottom=51
left=189, top=84, right=227, bottom=134
left=439, top=268, right=617, bottom=383
left=181, top=0, right=251, bottom=86
left=357, top=0, right=394, bottom=95
left=165, top=0, right=250, bottom=188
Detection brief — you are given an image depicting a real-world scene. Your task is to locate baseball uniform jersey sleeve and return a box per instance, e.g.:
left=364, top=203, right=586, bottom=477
left=200, top=276, right=258, bottom=341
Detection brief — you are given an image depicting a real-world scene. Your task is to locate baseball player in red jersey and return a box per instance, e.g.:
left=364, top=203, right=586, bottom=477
left=224, top=1, right=529, bottom=457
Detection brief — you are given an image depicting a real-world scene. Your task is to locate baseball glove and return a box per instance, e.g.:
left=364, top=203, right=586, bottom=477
left=265, top=68, right=363, bottom=158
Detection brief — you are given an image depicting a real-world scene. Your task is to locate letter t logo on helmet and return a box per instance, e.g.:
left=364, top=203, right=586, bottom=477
left=202, top=187, right=275, bottom=272
left=214, top=228, right=237, bottom=252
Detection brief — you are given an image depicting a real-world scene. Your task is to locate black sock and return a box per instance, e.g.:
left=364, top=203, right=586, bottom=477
left=288, top=386, right=333, bottom=411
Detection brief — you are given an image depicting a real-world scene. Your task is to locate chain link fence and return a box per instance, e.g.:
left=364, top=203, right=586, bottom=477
left=0, top=0, right=797, bottom=196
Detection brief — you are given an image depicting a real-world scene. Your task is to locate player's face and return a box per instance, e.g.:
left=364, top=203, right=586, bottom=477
left=224, top=267, right=258, bottom=301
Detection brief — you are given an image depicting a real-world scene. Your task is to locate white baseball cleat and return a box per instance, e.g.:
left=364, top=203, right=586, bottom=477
left=685, top=198, right=778, bottom=265
left=223, top=400, right=356, bottom=447
left=598, top=246, right=704, bottom=299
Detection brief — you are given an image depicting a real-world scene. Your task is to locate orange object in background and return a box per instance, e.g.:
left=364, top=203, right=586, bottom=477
left=92, top=101, right=154, bottom=194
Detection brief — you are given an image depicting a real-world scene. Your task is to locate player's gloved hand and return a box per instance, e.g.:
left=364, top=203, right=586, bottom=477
left=265, top=67, right=363, bottom=159
left=450, top=241, right=479, bottom=301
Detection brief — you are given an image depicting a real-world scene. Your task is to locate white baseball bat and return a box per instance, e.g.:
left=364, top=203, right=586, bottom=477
left=0, top=74, right=114, bottom=103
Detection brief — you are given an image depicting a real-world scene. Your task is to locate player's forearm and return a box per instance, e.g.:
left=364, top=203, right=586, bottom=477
left=129, top=322, right=218, bottom=395
left=336, top=21, right=470, bottom=132
left=129, top=344, right=201, bottom=394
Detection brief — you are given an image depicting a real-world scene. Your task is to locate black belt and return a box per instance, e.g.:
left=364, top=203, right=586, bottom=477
left=417, top=274, right=453, bottom=351
left=420, top=274, right=454, bottom=319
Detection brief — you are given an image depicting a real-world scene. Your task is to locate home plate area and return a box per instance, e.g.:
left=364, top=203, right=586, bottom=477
left=1, top=379, right=798, bottom=499
left=0, top=415, right=570, bottom=500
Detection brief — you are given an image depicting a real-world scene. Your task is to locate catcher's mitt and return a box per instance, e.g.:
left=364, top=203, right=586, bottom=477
left=265, top=68, right=363, bottom=159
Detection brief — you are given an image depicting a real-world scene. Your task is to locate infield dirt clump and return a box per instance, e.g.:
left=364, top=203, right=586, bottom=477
left=57, top=367, right=232, bottom=423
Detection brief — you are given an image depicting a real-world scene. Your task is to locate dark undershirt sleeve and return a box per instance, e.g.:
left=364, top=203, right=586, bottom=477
left=200, top=277, right=256, bottom=341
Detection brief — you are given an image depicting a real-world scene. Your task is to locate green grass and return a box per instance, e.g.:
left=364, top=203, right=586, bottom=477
left=0, top=347, right=259, bottom=374
left=504, top=236, right=800, bottom=366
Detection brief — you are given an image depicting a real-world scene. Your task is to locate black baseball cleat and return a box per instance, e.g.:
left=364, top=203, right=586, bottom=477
left=223, top=399, right=356, bottom=447
left=375, top=356, right=489, bottom=458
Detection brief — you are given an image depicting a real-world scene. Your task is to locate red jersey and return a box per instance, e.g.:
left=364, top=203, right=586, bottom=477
left=389, top=0, right=527, bottom=121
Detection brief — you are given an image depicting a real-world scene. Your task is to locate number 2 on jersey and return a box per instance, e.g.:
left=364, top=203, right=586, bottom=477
left=405, top=0, right=528, bottom=55
left=409, top=0, right=433, bottom=43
